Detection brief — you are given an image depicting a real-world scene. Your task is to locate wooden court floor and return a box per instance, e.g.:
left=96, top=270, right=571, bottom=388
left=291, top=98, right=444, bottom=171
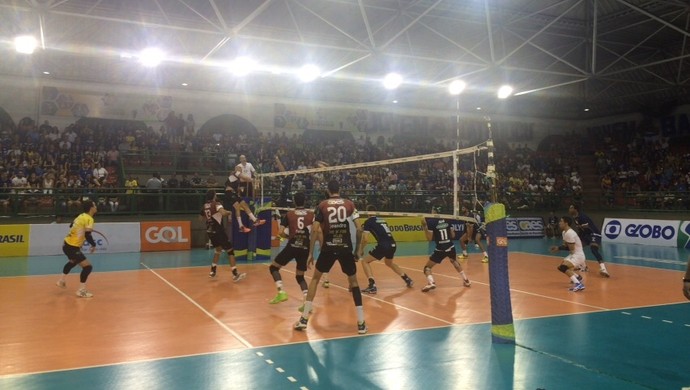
left=1, top=240, right=689, bottom=389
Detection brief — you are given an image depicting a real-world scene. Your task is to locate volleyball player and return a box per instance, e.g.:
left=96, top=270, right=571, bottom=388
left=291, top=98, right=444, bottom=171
left=268, top=192, right=313, bottom=305
left=459, top=209, right=489, bottom=262
left=549, top=216, right=586, bottom=292
left=201, top=190, right=246, bottom=282
left=420, top=216, right=471, bottom=292
left=56, top=200, right=98, bottom=298
left=568, top=204, right=610, bottom=277
left=357, top=216, right=413, bottom=294
left=225, top=167, right=265, bottom=233
left=294, top=180, right=367, bottom=335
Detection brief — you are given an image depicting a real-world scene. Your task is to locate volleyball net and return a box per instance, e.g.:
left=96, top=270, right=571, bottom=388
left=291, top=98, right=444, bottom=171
left=258, top=142, right=493, bottom=222
left=257, top=138, right=514, bottom=344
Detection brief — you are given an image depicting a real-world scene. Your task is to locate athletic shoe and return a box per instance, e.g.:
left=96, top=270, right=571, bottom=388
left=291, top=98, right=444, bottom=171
left=253, top=219, right=266, bottom=227
left=421, top=283, right=436, bottom=292
left=460, top=253, right=469, bottom=259
left=233, top=272, right=247, bottom=282
left=76, top=289, right=93, bottom=298
left=294, top=317, right=308, bottom=331
left=56, top=280, right=66, bottom=288
left=463, top=279, right=472, bottom=287
left=405, top=278, right=414, bottom=288
left=481, top=255, right=489, bottom=263
left=209, top=265, right=217, bottom=278
left=362, top=286, right=377, bottom=295
left=599, top=269, right=610, bottom=278
left=568, top=283, right=585, bottom=292
left=239, top=226, right=251, bottom=233
left=270, top=291, right=288, bottom=304
left=357, top=321, right=368, bottom=335
left=322, top=280, right=330, bottom=288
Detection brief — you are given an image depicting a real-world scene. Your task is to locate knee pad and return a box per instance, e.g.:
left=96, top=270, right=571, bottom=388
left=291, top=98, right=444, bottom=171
left=269, top=265, right=280, bottom=274
left=424, top=266, right=432, bottom=275
left=557, top=264, right=569, bottom=273
left=226, top=249, right=234, bottom=256
left=214, top=249, right=222, bottom=255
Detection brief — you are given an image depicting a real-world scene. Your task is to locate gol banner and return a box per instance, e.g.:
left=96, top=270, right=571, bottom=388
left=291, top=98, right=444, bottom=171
left=140, top=221, right=191, bottom=251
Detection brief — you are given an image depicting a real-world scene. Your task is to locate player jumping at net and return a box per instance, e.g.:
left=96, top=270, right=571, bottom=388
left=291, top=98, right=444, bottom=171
left=225, top=167, right=265, bottom=233
left=459, top=209, right=489, bottom=263
left=56, top=200, right=98, bottom=298
left=568, top=204, right=610, bottom=277
left=201, top=190, right=246, bottom=282
left=550, top=216, right=586, bottom=292
left=356, top=216, right=414, bottom=294
left=294, top=179, right=367, bottom=335
left=420, top=216, right=471, bottom=292
left=268, top=192, right=314, bottom=305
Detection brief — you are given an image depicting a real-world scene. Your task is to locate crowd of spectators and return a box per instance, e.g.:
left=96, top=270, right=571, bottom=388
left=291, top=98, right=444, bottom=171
left=2, top=112, right=690, bottom=216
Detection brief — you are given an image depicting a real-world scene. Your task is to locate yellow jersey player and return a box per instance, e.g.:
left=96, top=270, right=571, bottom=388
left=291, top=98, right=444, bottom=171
left=56, top=200, right=98, bottom=298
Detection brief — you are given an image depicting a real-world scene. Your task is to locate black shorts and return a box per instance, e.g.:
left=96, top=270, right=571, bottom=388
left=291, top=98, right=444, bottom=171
left=315, top=248, right=357, bottom=276
left=62, top=242, right=86, bottom=263
left=274, top=245, right=309, bottom=272
left=369, top=242, right=396, bottom=260
left=208, top=229, right=233, bottom=251
left=429, top=247, right=457, bottom=263
left=224, top=190, right=243, bottom=208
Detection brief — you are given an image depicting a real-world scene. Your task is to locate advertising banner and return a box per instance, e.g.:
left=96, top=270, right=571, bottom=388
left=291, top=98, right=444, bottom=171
left=140, top=221, right=191, bottom=252
left=602, top=218, right=679, bottom=247
left=29, top=223, right=141, bottom=256
left=506, top=217, right=544, bottom=238
left=384, top=217, right=467, bottom=242
left=0, top=224, right=30, bottom=257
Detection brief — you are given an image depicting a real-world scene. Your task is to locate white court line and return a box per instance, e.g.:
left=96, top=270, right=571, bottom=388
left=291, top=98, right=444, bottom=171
left=277, top=264, right=454, bottom=325
left=396, top=263, right=611, bottom=311
left=140, top=262, right=253, bottom=349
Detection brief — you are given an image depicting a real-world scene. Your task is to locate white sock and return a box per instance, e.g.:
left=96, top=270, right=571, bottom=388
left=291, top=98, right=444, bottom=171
left=570, top=275, right=581, bottom=284
left=303, top=301, right=313, bottom=318
left=276, top=280, right=283, bottom=290
left=460, top=271, right=467, bottom=280
left=356, top=306, right=365, bottom=323
left=427, top=275, right=435, bottom=284
left=79, top=282, right=86, bottom=290
left=248, top=212, right=256, bottom=221
left=600, top=263, right=607, bottom=270
left=236, top=217, right=244, bottom=227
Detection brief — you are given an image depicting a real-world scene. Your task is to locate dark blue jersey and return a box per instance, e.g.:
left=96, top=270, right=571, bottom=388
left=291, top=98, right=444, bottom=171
left=426, top=218, right=454, bottom=251
left=573, top=212, right=601, bottom=236
left=362, top=216, right=395, bottom=245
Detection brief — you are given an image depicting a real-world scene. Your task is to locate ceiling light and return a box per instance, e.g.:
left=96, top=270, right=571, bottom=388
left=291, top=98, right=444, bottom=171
left=448, top=80, right=466, bottom=95
left=383, top=73, right=403, bottom=90
left=139, top=48, right=164, bottom=68
left=14, top=35, right=37, bottom=54
left=497, top=85, right=513, bottom=99
left=229, top=56, right=256, bottom=76
left=297, top=64, right=320, bottom=82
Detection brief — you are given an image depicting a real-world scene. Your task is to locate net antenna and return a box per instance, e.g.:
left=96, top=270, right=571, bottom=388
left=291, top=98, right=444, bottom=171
left=258, top=144, right=488, bottom=224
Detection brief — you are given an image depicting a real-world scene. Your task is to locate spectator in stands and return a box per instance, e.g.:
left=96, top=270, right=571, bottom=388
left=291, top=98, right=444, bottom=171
left=145, top=172, right=163, bottom=211
left=92, top=162, right=108, bottom=185
left=124, top=174, right=139, bottom=211
left=105, top=146, right=119, bottom=167
left=0, top=172, right=11, bottom=213
left=206, top=173, right=219, bottom=189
